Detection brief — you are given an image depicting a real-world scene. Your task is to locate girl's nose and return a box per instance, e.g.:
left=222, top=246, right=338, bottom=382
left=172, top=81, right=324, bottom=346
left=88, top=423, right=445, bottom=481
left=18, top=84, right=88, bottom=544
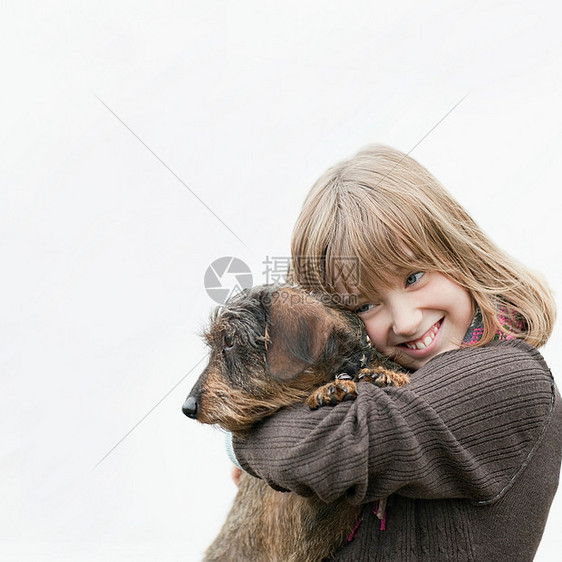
left=390, top=301, right=422, bottom=339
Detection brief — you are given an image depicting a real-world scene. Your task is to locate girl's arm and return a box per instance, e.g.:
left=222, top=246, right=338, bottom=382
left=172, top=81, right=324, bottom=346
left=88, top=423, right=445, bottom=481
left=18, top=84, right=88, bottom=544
left=233, top=340, right=559, bottom=505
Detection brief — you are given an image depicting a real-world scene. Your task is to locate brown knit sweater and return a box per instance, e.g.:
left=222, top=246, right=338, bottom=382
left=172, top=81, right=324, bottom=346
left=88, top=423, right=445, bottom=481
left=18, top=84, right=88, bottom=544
left=233, top=341, right=562, bottom=561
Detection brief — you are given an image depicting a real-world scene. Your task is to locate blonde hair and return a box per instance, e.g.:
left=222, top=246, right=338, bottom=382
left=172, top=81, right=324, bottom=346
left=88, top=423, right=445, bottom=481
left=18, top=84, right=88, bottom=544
left=289, top=145, right=556, bottom=348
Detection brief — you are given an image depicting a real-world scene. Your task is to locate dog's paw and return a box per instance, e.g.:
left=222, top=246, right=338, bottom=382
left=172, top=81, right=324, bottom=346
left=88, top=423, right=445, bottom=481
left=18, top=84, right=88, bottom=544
left=306, top=380, right=358, bottom=410
left=357, top=367, right=410, bottom=387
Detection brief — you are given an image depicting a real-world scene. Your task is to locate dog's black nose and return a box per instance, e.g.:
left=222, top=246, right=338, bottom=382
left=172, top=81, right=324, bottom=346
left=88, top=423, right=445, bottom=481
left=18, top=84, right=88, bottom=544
left=182, top=396, right=198, bottom=419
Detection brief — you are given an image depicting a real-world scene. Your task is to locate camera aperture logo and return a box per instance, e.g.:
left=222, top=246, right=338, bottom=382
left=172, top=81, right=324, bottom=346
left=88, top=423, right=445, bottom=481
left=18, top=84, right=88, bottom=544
left=204, top=255, right=360, bottom=304
left=204, top=257, right=253, bottom=304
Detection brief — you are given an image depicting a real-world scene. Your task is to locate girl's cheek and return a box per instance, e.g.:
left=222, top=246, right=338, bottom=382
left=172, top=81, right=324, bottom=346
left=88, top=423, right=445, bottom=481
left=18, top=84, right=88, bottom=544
left=361, top=319, right=384, bottom=349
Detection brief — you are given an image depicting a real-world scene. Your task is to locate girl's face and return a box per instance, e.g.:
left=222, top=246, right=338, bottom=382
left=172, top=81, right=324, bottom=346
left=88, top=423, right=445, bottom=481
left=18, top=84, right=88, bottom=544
left=341, top=271, right=474, bottom=371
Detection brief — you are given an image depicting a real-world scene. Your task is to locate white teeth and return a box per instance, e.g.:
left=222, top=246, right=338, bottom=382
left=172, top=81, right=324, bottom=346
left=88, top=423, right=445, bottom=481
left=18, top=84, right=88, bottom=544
left=404, top=321, right=440, bottom=351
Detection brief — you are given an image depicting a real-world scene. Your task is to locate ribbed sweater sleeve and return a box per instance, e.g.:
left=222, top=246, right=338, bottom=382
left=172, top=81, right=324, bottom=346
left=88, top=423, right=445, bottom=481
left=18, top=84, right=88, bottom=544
left=233, top=341, right=556, bottom=506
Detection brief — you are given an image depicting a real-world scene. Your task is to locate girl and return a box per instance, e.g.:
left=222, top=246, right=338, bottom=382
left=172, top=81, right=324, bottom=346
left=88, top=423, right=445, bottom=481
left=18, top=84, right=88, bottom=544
left=232, top=145, right=562, bottom=561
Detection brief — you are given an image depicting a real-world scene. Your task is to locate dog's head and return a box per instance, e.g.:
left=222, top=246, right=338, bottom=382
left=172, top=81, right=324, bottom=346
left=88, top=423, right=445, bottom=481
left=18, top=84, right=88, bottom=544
left=182, top=284, right=366, bottom=434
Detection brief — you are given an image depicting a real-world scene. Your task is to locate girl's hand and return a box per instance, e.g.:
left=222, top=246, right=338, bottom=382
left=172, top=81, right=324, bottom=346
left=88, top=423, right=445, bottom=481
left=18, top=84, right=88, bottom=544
left=232, top=466, right=242, bottom=487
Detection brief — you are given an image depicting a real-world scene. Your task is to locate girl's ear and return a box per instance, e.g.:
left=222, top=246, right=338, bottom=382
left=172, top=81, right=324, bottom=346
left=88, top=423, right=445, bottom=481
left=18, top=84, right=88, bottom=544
left=265, top=288, right=335, bottom=382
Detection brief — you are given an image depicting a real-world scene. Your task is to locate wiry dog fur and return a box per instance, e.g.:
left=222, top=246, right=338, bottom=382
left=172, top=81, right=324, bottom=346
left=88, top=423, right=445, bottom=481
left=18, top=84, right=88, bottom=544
left=183, top=285, right=409, bottom=562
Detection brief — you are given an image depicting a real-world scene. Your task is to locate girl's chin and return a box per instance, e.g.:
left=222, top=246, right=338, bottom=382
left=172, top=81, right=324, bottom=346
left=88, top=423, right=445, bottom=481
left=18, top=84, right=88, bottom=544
left=390, top=348, right=433, bottom=370
left=398, top=354, right=433, bottom=370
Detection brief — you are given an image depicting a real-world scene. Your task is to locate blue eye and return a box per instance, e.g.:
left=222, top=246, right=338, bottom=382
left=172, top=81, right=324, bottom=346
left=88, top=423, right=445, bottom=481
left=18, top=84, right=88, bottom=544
left=354, top=303, right=375, bottom=315
left=406, top=272, right=424, bottom=286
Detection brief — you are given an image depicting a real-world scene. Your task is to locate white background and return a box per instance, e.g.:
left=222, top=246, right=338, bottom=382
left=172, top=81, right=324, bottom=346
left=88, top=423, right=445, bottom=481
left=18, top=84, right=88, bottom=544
left=1, top=1, right=561, bottom=560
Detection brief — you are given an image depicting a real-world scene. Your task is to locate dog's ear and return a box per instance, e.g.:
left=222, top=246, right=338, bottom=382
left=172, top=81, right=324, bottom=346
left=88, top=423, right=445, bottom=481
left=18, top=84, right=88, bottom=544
left=265, top=288, right=335, bottom=382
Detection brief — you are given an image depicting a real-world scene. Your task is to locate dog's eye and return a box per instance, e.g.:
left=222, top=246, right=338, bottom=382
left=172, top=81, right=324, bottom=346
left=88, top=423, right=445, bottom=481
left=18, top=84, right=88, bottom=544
left=223, top=333, right=235, bottom=350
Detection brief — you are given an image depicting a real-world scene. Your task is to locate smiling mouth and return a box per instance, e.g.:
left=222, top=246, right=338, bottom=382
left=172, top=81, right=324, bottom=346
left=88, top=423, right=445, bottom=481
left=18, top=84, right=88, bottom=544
left=401, top=320, right=442, bottom=351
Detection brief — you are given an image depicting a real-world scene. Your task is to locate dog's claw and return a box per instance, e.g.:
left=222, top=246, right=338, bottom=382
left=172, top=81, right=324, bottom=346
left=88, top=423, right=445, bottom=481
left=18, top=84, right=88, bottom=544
left=305, top=367, right=410, bottom=409
left=306, top=380, right=358, bottom=409
left=357, top=367, right=410, bottom=388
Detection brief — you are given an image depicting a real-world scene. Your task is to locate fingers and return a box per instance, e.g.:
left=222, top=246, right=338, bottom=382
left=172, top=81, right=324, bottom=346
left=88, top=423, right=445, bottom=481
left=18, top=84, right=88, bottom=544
left=232, top=466, right=242, bottom=487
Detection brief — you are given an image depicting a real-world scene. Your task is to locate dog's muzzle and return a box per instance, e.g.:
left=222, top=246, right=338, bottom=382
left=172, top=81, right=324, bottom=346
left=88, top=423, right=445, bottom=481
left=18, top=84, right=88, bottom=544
left=182, top=395, right=198, bottom=419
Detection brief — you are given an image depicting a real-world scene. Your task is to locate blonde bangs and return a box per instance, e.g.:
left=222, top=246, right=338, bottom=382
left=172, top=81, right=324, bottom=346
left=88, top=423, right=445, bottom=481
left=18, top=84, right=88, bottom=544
left=291, top=179, right=446, bottom=299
